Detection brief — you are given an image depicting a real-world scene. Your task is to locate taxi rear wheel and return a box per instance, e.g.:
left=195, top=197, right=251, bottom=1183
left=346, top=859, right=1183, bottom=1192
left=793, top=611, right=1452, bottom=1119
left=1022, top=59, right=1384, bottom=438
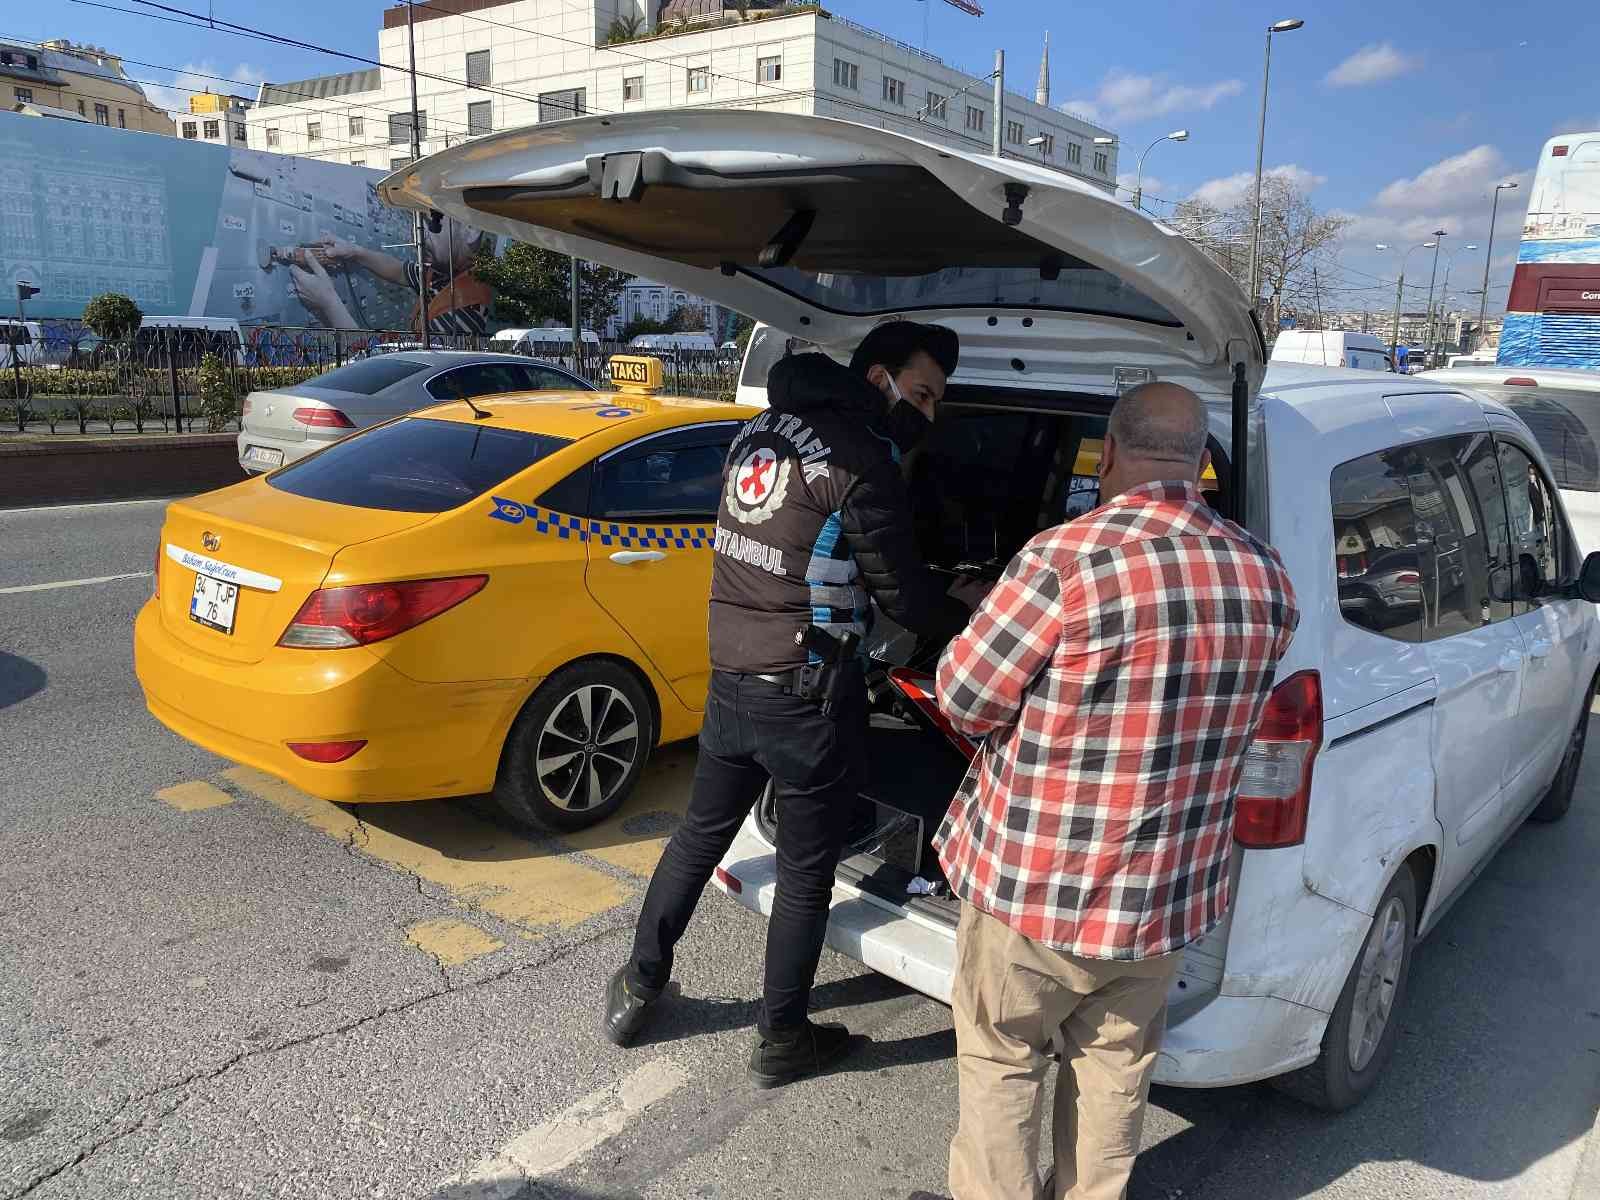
left=495, top=662, right=655, bottom=832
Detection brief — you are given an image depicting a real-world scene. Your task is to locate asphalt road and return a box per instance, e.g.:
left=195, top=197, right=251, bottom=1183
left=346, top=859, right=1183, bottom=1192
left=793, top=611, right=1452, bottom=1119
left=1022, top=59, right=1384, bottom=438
left=3, top=497, right=1599, bottom=1200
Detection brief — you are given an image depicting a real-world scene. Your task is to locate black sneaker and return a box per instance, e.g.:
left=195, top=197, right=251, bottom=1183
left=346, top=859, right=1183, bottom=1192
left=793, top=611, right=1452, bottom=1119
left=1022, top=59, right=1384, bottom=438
left=747, top=1020, right=859, bottom=1089
left=602, top=967, right=658, bottom=1047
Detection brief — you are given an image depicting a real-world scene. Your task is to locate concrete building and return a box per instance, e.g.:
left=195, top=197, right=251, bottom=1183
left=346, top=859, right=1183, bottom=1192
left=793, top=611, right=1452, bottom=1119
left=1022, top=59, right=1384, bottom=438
left=180, top=92, right=253, bottom=148
left=0, top=39, right=175, bottom=135
left=245, top=1, right=1118, bottom=188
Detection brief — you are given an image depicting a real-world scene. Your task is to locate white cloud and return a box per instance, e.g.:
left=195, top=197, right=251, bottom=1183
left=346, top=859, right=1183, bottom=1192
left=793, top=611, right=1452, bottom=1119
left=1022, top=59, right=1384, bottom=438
left=143, top=60, right=268, bottom=114
left=1190, top=164, right=1326, bottom=209
left=1373, top=145, right=1523, bottom=212
left=1061, top=71, right=1243, bottom=127
left=1325, top=42, right=1420, bottom=88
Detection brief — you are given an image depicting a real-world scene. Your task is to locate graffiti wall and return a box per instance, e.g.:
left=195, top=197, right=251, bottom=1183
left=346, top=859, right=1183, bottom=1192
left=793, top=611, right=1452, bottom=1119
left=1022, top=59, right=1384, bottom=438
left=0, top=111, right=494, bottom=335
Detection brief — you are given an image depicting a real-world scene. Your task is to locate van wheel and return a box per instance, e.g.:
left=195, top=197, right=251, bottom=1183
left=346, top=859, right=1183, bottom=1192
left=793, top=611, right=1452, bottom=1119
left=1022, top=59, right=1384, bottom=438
left=494, top=662, right=654, bottom=833
left=1529, top=674, right=1595, bottom=823
left=1273, top=867, right=1416, bottom=1111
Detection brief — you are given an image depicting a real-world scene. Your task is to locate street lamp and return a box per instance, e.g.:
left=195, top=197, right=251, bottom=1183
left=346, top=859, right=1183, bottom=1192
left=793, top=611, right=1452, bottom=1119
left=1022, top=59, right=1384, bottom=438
left=1247, top=18, right=1305, bottom=311
left=1133, top=129, right=1188, bottom=213
left=1477, top=181, right=1519, bottom=352
left=1422, top=231, right=1447, bottom=366
left=1437, top=243, right=1478, bottom=356
left=1026, top=133, right=1048, bottom=163
left=1383, top=241, right=1437, bottom=368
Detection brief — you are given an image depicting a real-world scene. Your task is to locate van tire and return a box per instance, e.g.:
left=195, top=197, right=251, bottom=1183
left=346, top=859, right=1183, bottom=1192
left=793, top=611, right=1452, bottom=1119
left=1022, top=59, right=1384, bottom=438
left=1529, top=673, right=1595, bottom=823
left=1272, top=867, right=1417, bottom=1112
left=493, top=662, right=654, bottom=833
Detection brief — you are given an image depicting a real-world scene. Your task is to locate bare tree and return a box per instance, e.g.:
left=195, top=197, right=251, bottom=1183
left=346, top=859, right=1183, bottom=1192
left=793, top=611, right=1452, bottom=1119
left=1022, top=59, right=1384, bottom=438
left=1169, top=175, right=1351, bottom=331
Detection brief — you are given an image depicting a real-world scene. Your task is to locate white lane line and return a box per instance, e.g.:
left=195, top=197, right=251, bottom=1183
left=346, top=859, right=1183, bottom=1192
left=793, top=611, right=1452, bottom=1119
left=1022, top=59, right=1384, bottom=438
left=446, top=1057, right=689, bottom=1198
left=0, top=571, right=153, bottom=595
left=0, top=496, right=178, bottom=516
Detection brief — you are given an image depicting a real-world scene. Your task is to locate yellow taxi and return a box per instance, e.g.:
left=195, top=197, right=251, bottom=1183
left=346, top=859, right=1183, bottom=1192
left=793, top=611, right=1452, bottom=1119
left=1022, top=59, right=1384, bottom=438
left=135, top=357, right=758, bottom=831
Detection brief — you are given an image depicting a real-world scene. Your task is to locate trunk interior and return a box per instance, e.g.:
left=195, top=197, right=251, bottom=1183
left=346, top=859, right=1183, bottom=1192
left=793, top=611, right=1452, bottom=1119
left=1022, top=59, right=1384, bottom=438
left=758, top=383, right=1236, bottom=941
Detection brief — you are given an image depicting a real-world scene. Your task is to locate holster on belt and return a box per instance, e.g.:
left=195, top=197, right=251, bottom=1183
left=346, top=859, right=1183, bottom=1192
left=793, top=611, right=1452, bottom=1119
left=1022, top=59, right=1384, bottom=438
left=793, top=626, right=861, bottom=717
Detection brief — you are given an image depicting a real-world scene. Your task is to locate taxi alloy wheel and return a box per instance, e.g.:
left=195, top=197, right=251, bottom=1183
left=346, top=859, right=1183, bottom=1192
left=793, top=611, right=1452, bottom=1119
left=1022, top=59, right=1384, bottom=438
left=494, top=661, right=655, bottom=833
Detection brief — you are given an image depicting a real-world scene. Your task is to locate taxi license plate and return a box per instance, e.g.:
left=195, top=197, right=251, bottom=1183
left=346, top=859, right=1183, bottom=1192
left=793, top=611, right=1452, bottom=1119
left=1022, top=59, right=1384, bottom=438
left=245, top=445, right=284, bottom=469
left=190, top=573, right=239, bottom=634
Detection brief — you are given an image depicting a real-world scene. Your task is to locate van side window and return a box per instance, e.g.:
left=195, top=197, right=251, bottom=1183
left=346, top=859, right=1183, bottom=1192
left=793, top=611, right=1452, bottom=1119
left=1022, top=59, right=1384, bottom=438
left=1497, top=440, right=1565, bottom=598
left=1406, top=435, right=1515, bottom=639
left=1330, top=449, right=1422, bottom=641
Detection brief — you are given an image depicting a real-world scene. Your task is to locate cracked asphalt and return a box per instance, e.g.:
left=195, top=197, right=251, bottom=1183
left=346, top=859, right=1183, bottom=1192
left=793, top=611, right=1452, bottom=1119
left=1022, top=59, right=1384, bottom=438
left=4, top=498, right=1600, bottom=1200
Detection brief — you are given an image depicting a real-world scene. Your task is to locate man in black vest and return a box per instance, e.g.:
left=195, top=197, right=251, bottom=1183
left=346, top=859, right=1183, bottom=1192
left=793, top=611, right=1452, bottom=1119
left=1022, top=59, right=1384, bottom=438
left=603, top=321, right=981, bottom=1086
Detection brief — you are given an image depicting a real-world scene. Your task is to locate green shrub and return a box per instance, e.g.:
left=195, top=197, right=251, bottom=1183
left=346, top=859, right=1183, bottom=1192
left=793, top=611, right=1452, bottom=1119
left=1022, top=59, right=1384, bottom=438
left=197, top=354, right=239, bottom=432
left=82, top=293, right=143, bottom=341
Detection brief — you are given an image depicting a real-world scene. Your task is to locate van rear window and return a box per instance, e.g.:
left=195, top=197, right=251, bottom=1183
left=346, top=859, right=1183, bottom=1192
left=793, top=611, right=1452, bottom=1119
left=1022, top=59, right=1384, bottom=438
left=267, top=417, right=570, bottom=512
left=299, top=358, right=429, bottom=396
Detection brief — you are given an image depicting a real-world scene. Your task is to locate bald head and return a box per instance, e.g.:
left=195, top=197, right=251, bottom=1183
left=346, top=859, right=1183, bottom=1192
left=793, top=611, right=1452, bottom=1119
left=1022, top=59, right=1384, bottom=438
left=1100, top=382, right=1211, bottom=500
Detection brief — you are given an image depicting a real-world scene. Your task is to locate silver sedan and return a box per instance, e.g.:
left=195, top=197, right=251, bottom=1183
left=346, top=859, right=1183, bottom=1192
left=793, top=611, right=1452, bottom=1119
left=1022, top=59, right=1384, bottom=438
left=236, top=351, right=593, bottom=474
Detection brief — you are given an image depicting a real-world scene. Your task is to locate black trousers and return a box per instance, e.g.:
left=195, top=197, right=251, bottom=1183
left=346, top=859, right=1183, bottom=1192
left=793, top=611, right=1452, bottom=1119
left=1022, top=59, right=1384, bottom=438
left=627, top=666, right=866, bottom=1034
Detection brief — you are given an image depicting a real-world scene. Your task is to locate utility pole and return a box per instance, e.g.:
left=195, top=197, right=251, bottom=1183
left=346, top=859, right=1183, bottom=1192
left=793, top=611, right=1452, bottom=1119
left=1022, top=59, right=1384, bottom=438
left=570, top=256, right=581, bottom=376
left=406, top=1, right=430, bottom=348
left=1248, top=20, right=1305, bottom=311
left=1422, top=231, right=1445, bottom=366
left=12, top=281, right=37, bottom=414
left=990, top=49, right=1003, bottom=158
left=1312, top=267, right=1326, bottom=365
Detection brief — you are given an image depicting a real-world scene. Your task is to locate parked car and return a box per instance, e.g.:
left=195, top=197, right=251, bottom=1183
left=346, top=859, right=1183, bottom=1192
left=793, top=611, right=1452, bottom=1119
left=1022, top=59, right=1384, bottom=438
left=139, top=357, right=757, bottom=831
left=386, top=109, right=1600, bottom=1111
left=1419, top=365, right=1600, bottom=554
left=236, top=351, right=592, bottom=474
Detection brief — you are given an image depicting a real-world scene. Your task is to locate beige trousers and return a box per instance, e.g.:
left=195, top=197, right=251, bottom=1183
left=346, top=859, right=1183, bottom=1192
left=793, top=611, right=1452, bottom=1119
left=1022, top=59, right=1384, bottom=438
left=947, top=904, right=1183, bottom=1200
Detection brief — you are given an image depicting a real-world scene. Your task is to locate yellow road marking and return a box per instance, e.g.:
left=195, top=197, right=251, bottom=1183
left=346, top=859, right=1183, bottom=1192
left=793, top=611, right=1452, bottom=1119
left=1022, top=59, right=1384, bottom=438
left=221, top=767, right=629, bottom=934
left=156, top=781, right=237, bottom=812
left=406, top=917, right=505, bottom=967
left=560, top=746, right=696, bottom=877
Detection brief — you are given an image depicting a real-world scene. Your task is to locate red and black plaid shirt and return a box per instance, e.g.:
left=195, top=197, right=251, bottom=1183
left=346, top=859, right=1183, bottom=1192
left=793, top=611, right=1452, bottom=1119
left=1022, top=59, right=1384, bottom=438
left=933, top=482, right=1299, bottom=960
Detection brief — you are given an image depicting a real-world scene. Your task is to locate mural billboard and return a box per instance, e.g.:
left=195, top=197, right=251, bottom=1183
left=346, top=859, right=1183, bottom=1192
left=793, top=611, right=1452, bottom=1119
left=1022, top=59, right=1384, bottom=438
left=0, top=111, right=493, bottom=338
left=1501, top=131, right=1600, bottom=369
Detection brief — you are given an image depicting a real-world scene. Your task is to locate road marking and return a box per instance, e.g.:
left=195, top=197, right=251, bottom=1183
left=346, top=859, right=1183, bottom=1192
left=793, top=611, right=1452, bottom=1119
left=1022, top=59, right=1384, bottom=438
left=560, top=746, right=695, bottom=877
left=449, top=1057, right=690, bottom=1196
left=221, top=767, right=630, bottom=934
left=0, top=496, right=176, bottom=516
left=0, top=571, right=152, bottom=595
left=406, top=917, right=504, bottom=967
left=156, top=781, right=237, bottom=812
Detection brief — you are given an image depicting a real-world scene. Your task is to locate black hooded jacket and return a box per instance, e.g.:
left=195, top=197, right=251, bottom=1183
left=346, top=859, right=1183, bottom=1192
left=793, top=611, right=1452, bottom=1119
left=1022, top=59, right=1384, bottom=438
left=707, top=353, right=969, bottom=674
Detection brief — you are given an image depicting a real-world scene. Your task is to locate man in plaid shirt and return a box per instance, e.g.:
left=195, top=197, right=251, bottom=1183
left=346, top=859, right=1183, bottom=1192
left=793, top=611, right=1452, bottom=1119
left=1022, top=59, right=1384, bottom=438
left=931, top=382, right=1298, bottom=1200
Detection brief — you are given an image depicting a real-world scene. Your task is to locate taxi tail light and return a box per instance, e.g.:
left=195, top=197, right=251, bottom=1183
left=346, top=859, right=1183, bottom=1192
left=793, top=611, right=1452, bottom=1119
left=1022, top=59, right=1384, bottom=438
left=287, top=739, right=368, bottom=763
left=293, top=405, right=355, bottom=429
left=1235, top=670, right=1322, bottom=849
left=278, top=575, right=488, bottom=648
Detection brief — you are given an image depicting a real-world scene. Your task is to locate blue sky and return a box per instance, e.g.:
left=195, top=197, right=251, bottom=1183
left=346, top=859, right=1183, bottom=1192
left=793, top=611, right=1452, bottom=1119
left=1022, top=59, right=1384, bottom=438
left=12, top=1, right=1600, bottom=316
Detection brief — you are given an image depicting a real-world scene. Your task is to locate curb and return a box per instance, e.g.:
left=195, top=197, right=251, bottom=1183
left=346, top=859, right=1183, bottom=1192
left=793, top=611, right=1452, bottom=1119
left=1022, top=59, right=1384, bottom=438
left=0, top=435, right=245, bottom=507
left=1573, top=1100, right=1600, bottom=1200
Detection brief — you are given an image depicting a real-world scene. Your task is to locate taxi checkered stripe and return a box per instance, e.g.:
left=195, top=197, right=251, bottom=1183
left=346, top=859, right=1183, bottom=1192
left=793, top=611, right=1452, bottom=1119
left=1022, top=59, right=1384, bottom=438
left=489, top=496, right=712, bottom=550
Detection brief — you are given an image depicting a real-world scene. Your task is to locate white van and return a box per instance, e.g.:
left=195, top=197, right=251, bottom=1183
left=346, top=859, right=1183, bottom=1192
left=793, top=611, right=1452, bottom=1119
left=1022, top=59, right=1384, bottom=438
left=1271, top=330, right=1392, bottom=371
left=630, top=331, right=716, bottom=352
left=135, top=315, right=247, bottom=366
left=0, top=319, right=45, bottom=369
left=734, top=322, right=814, bottom=407
left=386, top=109, right=1600, bottom=1111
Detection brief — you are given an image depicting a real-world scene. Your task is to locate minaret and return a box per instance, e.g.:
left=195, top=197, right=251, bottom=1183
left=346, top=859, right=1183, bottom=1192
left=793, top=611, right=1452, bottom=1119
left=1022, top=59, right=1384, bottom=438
left=1035, top=31, right=1050, bottom=107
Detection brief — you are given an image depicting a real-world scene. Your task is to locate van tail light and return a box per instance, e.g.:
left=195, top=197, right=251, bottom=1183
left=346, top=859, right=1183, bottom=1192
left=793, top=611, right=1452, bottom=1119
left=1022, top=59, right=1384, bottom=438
left=293, top=405, right=355, bottom=429
left=287, top=739, right=368, bottom=763
left=714, top=866, right=743, bottom=895
left=1502, top=377, right=1537, bottom=387
left=278, top=575, right=488, bottom=648
left=1393, top=571, right=1421, bottom=586
left=1234, top=670, right=1322, bottom=849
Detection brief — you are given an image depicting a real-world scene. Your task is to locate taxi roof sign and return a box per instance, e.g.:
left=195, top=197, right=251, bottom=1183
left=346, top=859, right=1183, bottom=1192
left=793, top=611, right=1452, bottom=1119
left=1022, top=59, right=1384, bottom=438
left=608, top=355, right=665, bottom=395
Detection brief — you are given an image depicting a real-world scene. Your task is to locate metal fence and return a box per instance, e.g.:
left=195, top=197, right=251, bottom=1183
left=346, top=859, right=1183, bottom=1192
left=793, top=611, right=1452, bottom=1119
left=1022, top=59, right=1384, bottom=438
left=0, top=323, right=741, bottom=436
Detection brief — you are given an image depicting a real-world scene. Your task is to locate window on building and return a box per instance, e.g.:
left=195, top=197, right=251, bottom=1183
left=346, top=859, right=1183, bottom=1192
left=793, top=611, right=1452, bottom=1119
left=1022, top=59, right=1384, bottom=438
left=882, top=76, right=904, bottom=106
left=965, top=105, right=985, bottom=133
left=465, top=49, right=491, bottom=87
left=307, top=121, right=321, bottom=144
left=266, top=127, right=280, bottom=147
left=13, top=87, right=31, bottom=104
left=201, top=119, right=217, bottom=139
left=388, top=110, right=427, bottom=144
left=25, top=54, right=37, bottom=70
left=182, top=121, right=198, bottom=139
left=832, top=58, right=858, bottom=90
left=623, top=74, right=644, bottom=101
left=686, top=65, right=710, bottom=94
left=1041, top=133, right=1055, bottom=155
left=77, top=99, right=86, bottom=116
left=349, top=115, right=364, bottom=138
left=925, top=91, right=947, bottom=121
left=391, top=155, right=413, bottom=171
left=537, top=88, right=585, bottom=122
left=468, top=100, right=492, bottom=135
left=1066, top=141, right=1081, bottom=165
left=94, top=104, right=110, bottom=126
left=234, top=124, right=246, bottom=141
left=1093, top=150, right=1109, bottom=173
left=1006, top=119, right=1024, bottom=144
left=350, top=155, right=366, bottom=167
left=757, top=56, right=782, bottom=83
